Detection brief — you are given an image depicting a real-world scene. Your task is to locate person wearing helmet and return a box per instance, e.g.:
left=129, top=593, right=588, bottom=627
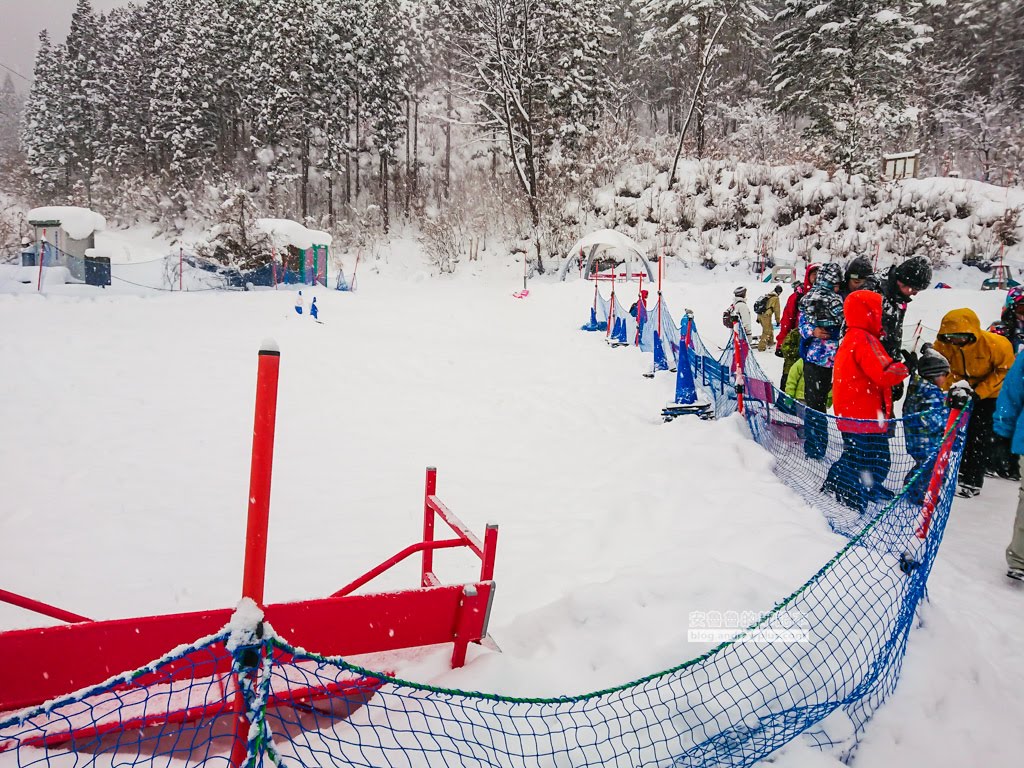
left=999, top=286, right=1024, bottom=353
left=798, top=262, right=845, bottom=459
left=729, top=286, right=752, bottom=338
left=776, top=262, right=820, bottom=360
left=933, top=308, right=1015, bottom=498
left=755, top=285, right=784, bottom=351
left=841, top=255, right=874, bottom=300
left=863, top=256, right=933, bottom=400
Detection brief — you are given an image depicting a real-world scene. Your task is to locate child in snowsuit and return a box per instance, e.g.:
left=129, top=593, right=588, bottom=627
left=825, top=290, right=909, bottom=513
left=903, top=344, right=951, bottom=503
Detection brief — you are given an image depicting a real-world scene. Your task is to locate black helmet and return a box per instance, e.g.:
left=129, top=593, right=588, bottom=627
left=894, top=257, right=932, bottom=291
left=845, top=255, right=873, bottom=282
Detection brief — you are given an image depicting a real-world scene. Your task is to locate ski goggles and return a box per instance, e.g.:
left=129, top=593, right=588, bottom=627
left=937, top=333, right=976, bottom=344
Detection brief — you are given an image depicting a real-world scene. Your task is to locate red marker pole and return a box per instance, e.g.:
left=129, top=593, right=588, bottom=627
left=36, top=229, right=46, bottom=292
left=916, top=407, right=967, bottom=540
left=179, top=248, right=183, bottom=292
left=240, top=341, right=281, bottom=607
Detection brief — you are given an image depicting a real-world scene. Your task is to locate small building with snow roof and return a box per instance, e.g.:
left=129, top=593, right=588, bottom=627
left=25, top=206, right=107, bottom=282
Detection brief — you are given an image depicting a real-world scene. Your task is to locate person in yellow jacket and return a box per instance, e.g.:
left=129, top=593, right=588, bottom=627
left=933, top=308, right=1015, bottom=497
left=756, top=285, right=783, bottom=351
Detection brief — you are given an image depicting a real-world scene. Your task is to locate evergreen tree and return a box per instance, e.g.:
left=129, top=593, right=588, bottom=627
left=63, top=0, right=104, bottom=203
left=196, top=184, right=273, bottom=269
left=770, top=0, right=932, bottom=174
left=21, top=30, right=71, bottom=199
left=0, top=75, right=22, bottom=169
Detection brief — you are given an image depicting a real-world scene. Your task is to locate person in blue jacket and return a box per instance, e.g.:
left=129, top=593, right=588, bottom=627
left=903, top=344, right=951, bottom=503
left=992, top=351, right=1024, bottom=582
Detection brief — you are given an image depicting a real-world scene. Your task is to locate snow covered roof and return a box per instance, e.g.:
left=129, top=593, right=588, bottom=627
left=567, top=228, right=647, bottom=260
left=27, top=206, right=106, bottom=240
left=255, top=218, right=332, bottom=250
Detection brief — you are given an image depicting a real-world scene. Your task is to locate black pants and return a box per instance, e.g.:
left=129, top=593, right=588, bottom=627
left=960, top=397, right=996, bottom=489
left=803, top=361, right=833, bottom=460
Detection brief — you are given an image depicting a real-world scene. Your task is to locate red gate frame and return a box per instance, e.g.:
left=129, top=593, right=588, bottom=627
left=0, top=343, right=500, bottom=764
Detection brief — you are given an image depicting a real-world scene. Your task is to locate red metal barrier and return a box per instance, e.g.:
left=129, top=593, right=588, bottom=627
left=0, top=589, right=91, bottom=625
left=916, top=407, right=968, bottom=540
left=0, top=340, right=500, bottom=761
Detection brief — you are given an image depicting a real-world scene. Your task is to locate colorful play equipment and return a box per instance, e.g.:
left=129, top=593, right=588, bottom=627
left=256, top=218, right=331, bottom=287
left=0, top=342, right=499, bottom=765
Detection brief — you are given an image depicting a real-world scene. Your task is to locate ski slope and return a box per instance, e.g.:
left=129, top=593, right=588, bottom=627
left=0, top=247, right=1021, bottom=767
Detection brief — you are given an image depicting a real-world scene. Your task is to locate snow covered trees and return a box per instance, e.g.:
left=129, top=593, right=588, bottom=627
left=11, top=0, right=1023, bottom=235
left=21, top=31, right=70, bottom=199
left=453, top=0, right=616, bottom=262
left=770, top=1, right=932, bottom=175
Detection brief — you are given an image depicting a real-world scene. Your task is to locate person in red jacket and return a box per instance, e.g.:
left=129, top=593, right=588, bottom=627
left=776, top=262, right=821, bottom=358
left=824, top=290, right=910, bottom=512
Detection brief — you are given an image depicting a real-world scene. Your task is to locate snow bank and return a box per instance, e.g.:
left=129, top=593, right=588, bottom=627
left=27, top=206, right=107, bottom=240
left=255, top=218, right=332, bottom=251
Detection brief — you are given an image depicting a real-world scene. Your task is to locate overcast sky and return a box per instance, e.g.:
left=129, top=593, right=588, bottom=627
left=1, top=0, right=129, bottom=90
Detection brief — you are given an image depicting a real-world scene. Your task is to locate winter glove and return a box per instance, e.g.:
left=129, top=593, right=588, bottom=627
left=901, top=349, right=919, bottom=376
left=946, top=381, right=974, bottom=411
left=892, top=381, right=905, bottom=403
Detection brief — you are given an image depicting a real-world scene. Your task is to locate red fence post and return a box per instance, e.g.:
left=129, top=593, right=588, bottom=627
left=916, top=406, right=967, bottom=540
left=422, top=467, right=437, bottom=586
left=179, top=247, right=183, bottom=292
left=732, top=322, right=745, bottom=415
left=233, top=341, right=280, bottom=768
left=241, top=341, right=281, bottom=607
left=481, top=524, right=499, bottom=582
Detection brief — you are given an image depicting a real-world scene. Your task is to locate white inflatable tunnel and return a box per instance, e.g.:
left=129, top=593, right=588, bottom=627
left=558, top=229, right=656, bottom=282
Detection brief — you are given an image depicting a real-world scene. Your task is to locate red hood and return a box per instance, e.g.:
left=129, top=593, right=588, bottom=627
left=802, top=263, right=822, bottom=292
left=844, top=289, right=883, bottom=337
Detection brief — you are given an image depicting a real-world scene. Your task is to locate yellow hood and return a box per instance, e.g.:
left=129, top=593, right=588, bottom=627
left=937, top=308, right=982, bottom=337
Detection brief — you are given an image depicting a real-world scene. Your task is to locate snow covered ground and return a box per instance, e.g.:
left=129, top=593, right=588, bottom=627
left=1, top=238, right=1022, bottom=767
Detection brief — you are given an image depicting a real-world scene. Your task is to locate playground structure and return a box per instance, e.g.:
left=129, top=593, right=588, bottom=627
left=558, top=228, right=656, bottom=283
left=255, top=219, right=332, bottom=288
left=0, top=343, right=499, bottom=765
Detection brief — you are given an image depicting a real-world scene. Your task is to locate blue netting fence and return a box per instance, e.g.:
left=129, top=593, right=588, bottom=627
left=0, top=319, right=967, bottom=768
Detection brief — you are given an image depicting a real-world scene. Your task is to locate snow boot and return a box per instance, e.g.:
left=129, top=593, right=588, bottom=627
left=957, top=484, right=981, bottom=499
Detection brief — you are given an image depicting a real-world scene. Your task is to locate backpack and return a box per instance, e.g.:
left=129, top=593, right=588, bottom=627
left=723, top=306, right=736, bottom=328
left=753, top=294, right=770, bottom=315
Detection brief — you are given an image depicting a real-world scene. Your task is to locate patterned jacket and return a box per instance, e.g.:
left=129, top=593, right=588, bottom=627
left=904, top=377, right=949, bottom=462
left=798, top=264, right=844, bottom=368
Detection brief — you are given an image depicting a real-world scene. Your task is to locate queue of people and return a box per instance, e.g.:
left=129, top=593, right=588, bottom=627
left=729, top=253, right=1023, bottom=583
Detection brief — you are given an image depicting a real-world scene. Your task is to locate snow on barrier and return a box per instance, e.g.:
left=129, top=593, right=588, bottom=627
left=0, top=322, right=968, bottom=768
